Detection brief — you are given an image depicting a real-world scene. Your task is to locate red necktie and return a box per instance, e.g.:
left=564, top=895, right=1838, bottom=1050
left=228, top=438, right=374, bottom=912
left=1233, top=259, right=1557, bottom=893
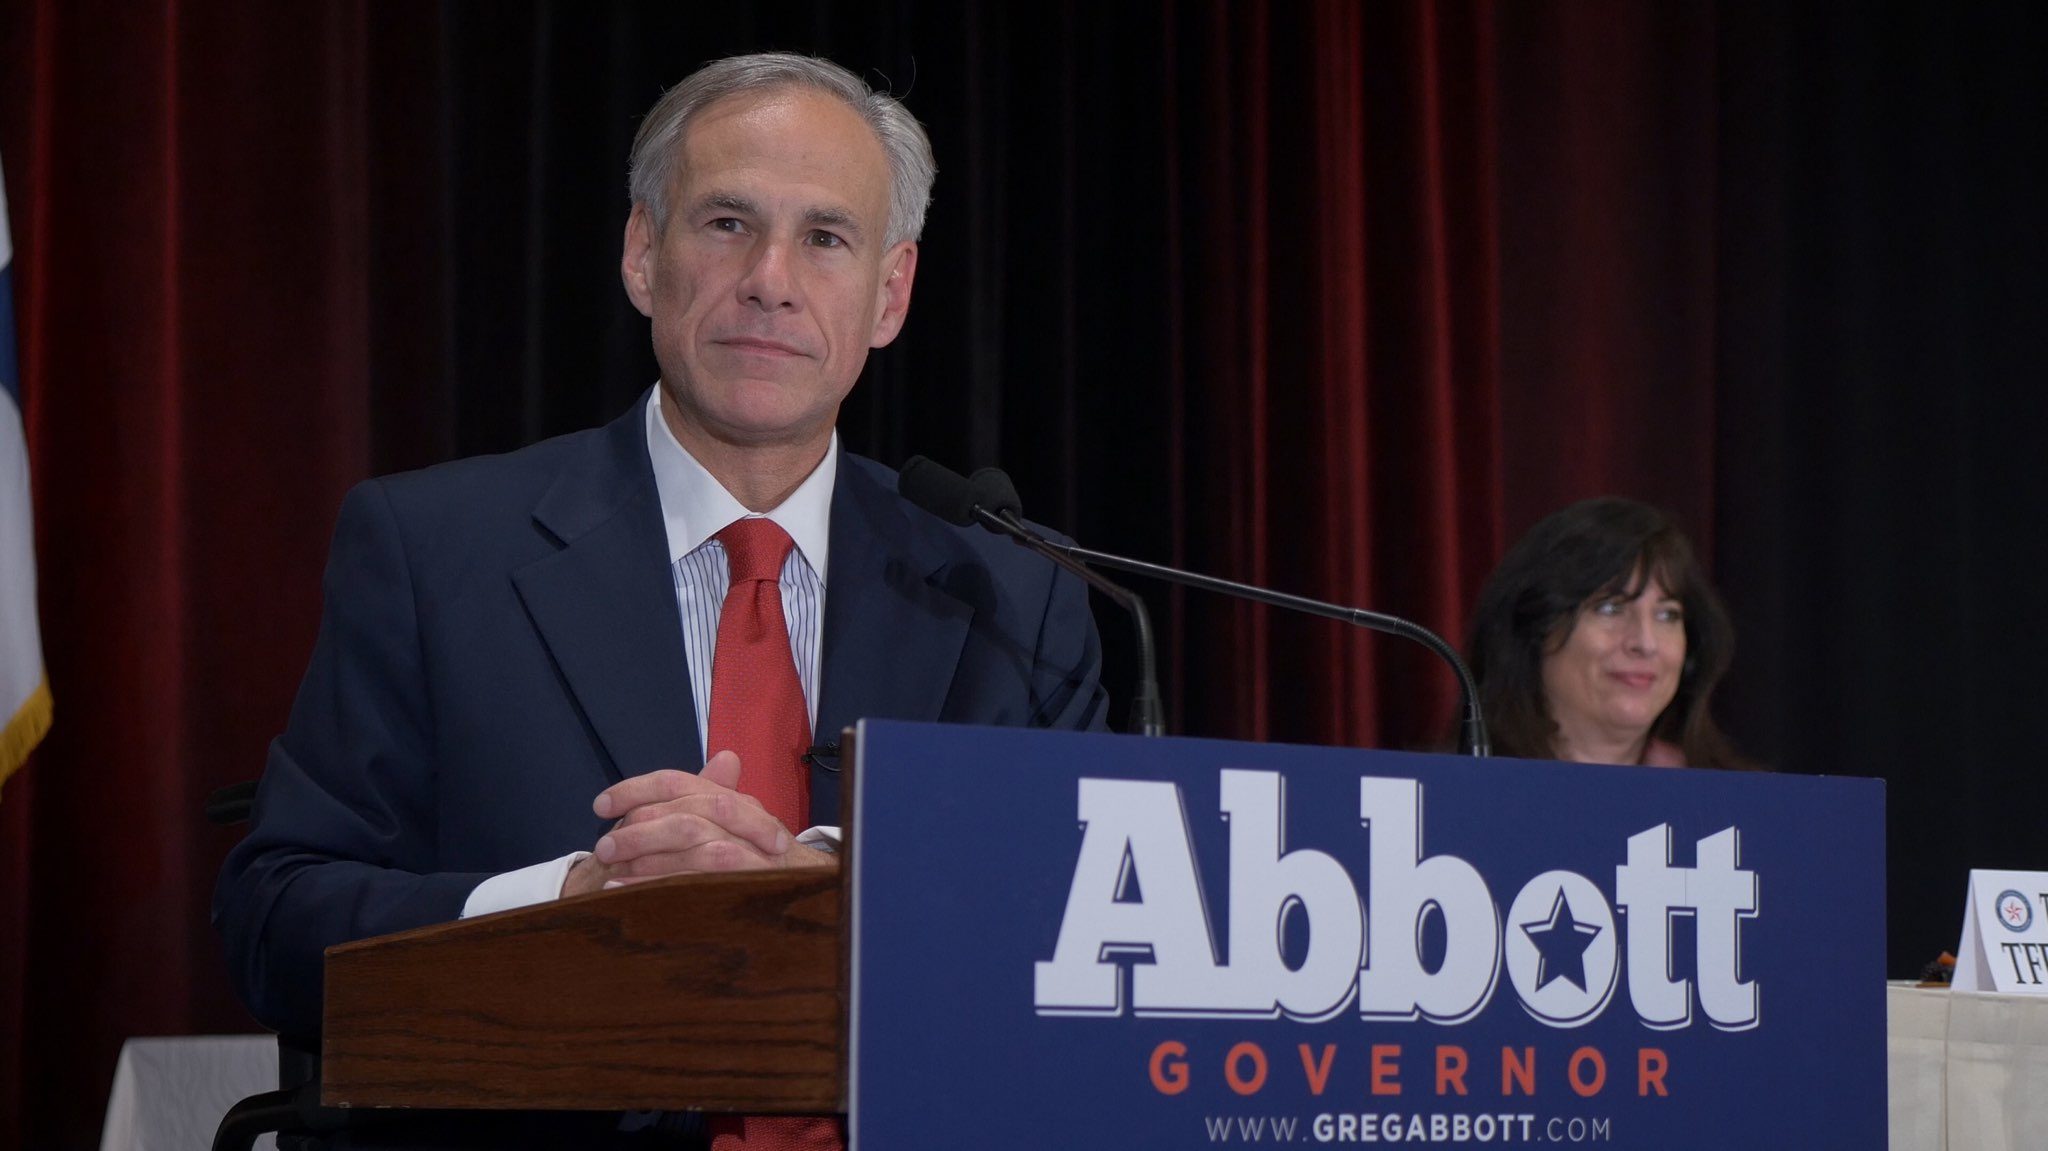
left=705, top=517, right=810, bottom=831
left=704, top=518, right=841, bottom=1151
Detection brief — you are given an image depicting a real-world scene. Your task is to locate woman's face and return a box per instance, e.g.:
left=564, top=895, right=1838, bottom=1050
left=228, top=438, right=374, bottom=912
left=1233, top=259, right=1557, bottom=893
left=1540, top=569, right=1687, bottom=760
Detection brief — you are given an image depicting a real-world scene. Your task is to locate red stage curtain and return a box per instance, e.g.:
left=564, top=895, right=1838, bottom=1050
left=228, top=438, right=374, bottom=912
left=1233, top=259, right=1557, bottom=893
left=0, top=2, right=376, bottom=1143
left=1164, top=1, right=1509, bottom=749
left=0, top=2, right=1734, bottom=1142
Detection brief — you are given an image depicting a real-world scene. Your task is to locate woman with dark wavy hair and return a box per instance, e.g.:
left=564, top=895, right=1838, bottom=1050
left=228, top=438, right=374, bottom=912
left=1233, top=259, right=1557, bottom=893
left=1466, top=498, right=1752, bottom=768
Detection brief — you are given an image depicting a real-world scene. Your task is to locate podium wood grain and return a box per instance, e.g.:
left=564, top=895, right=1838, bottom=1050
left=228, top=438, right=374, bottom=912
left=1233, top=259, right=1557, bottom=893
left=320, top=867, right=845, bottom=1112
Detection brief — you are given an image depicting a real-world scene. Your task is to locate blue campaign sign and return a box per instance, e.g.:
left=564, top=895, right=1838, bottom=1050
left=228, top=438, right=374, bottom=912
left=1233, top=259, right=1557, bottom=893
left=846, top=721, right=1886, bottom=1150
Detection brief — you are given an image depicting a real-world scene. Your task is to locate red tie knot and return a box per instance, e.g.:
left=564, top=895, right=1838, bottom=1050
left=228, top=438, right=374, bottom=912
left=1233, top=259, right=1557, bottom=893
left=717, top=517, right=796, bottom=584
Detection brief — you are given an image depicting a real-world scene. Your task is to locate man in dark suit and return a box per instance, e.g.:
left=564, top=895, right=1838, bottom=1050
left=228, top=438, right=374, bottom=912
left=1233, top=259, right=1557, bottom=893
left=214, top=52, right=1108, bottom=1047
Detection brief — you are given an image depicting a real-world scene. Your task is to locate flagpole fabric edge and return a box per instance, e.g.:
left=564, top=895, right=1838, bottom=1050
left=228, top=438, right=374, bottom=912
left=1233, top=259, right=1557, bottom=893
left=0, top=674, right=50, bottom=789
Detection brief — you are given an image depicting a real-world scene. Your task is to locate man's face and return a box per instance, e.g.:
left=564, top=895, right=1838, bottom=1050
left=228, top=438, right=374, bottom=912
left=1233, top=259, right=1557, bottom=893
left=621, top=87, right=917, bottom=452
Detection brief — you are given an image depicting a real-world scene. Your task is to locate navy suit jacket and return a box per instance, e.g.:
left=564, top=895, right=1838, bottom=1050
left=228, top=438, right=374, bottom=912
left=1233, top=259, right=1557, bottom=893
left=214, top=398, right=1108, bottom=1036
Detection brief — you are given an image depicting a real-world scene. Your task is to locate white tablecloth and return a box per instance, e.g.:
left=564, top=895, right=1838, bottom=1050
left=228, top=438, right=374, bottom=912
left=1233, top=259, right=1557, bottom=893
left=1888, top=983, right=2048, bottom=1151
left=98, top=1035, right=277, bottom=1151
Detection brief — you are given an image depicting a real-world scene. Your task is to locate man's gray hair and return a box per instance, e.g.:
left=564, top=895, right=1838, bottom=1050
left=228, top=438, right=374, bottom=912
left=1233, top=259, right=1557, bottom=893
left=628, top=52, right=937, bottom=248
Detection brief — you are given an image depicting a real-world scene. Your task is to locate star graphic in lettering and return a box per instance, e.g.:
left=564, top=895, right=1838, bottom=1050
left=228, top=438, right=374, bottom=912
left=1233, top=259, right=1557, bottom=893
left=1521, top=890, right=1602, bottom=993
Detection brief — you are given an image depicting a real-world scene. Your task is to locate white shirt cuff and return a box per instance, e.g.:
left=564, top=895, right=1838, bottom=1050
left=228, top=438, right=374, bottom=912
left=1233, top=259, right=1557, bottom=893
left=461, top=851, right=592, bottom=918
left=796, top=825, right=841, bottom=853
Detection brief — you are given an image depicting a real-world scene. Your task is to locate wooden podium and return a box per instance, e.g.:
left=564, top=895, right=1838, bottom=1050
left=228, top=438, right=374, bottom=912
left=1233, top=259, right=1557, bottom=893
left=282, top=720, right=1892, bottom=1150
left=319, top=867, right=847, bottom=1114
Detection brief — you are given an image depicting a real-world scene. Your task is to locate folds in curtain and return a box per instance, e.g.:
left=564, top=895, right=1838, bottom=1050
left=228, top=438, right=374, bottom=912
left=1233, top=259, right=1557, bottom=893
left=0, top=2, right=382, bottom=1144
left=1168, top=0, right=1503, bottom=751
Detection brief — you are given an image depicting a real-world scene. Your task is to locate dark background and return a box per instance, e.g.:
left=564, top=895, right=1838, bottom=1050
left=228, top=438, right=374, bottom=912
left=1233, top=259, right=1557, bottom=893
left=3, top=2, right=2044, bottom=1145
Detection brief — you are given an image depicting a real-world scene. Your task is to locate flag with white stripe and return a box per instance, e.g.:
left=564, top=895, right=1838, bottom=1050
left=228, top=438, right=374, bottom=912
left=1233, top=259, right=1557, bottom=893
left=0, top=158, right=51, bottom=790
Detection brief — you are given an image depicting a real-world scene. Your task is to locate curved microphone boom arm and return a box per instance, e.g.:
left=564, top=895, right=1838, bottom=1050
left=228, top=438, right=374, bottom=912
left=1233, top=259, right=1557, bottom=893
left=1014, top=527, right=1490, bottom=757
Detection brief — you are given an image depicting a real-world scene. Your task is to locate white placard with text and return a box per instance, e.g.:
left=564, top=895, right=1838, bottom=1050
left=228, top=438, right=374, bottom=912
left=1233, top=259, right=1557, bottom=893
left=1955, top=869, right=2048, bottom=993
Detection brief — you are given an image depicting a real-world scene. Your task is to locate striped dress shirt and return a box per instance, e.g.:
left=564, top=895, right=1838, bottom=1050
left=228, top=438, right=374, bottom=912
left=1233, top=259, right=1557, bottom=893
left=671, top=521, right=824, bottom=745
left=646, top=387, right=837, bottom=753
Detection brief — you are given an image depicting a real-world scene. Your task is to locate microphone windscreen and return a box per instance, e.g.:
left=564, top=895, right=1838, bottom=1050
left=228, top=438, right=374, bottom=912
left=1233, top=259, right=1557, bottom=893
left=898, top=456, right=979, bottom=526
left=967, top=467, right=1024, bottom=517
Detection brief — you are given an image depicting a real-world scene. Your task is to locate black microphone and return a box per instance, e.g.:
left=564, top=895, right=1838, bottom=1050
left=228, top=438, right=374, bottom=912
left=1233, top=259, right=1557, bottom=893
left=900, top=457, right=1167, bottom=738
left=933, top=463, right=1492, bottom=757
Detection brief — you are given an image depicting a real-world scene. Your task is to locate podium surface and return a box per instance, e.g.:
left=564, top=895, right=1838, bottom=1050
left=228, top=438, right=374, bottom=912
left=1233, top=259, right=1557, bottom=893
left=848, top=722, right=1887, bottom=1150
left=323, top=868, right=843, bottom=1112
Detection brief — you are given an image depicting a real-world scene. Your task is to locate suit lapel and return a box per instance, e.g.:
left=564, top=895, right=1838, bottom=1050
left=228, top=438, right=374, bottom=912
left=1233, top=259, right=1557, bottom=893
left=512, top=404, right=701, bottom=781
left=812, top=456, right=973, bottom=821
